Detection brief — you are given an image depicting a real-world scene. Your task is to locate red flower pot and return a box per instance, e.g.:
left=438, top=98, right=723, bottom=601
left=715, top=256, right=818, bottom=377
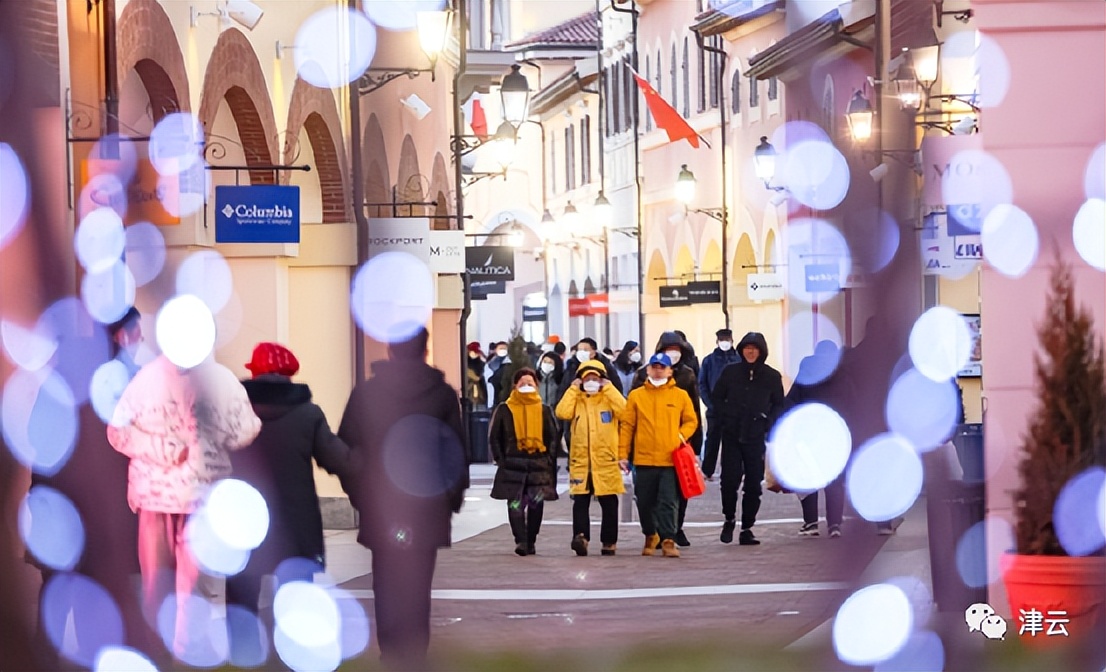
left=1002, top=553, right=1106, bottom=648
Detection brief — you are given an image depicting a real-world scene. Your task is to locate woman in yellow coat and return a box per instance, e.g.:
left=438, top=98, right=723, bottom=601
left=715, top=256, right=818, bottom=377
left=555, top=360, right=627, bottom=556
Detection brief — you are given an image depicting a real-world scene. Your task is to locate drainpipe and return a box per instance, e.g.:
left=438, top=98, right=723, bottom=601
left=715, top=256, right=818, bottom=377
left=610, top=0, right=642, bottom=345
left=349, top=0, right=368, bottom=383
left=453, top=0, right=474, bottom=458
left=701, top=35, right=729, bottom=330
left=594, top=0, right=611, bottom=344
left=102, top=0, right=119, bottom=147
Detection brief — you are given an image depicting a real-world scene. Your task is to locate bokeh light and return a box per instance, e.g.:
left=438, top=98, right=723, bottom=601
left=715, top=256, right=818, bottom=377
left=957, top=515, right=1015, bottom=589
left=847, top=434, right=924, bottom=522
left=328, top=586, right=371, bottom=660
left=38, top=298, right=112, bottom=405
left=185, top=508, right=250, bottom=577
left=833, top=583, right=914, bottom=666
left=1054, top=467, right=1106, bottom=557
left=19, top=485, right=85, bottom=571
left=157, top=593, right=229, bottom=668
left=41, top=573, right=124, bottom=667
left=781, top=140, right=851, bottom=211
left=2, top=367, right=78, bottom=475
left=206, top=479, right=270, bottom=551
left=885, top=369, right=959, bottom=452
left=940, top=150, right=1012, bottom=228
left=874, top=631, right=945, bottom=672
left=79, top=173, right=129, bottom=221
left=1, top=319, right=57, bottom=371
left=768, top=403, right=851, bottom=492
left=382, top=415, right=467, bottom=498
left=1085, top=142, right=1105, bottom=200
left=0, top=142, right=30, bottom=249
left=783, top=312, right=842, bottom=385
left=125, top=222, right=167, bottom=286
left=1099, top=476, right=1106, bottom=543
left=177, top=250, right=234, bottom=314
left=351, top=251, right=434, bottom=343
left=1073, top=198, right=1105, bottom=271
left=226, top=605, right=270, bottom=668
left=94, top=646, right=158, bottom=672
left=274, top=581, right=343, bottom=671
left=982, top=204, right=1038, bottom=277
left=156, top=295, right=216, bottom=369
left=851, top=208, right=900, bottom=274
left=768, top=120, right=830, bottom=154
left=365, top=0, right=446, bottom=31
left=781, top=218, right=852, bottom=303
left=87, top=133, right=139, bottom=185
left=295, top=7, right=378, bottom=90
left=160, top=160, right=211, bottom=218
left=274, top=627, right=342, bottom=672
left=90, top=359, right=132, bottom=424
left=81, top=260, right=137, bottom=325
left=908, top=306, right=972, bottom=382
left=149, top=112, right=204, bottom=176
left=214, top=290, right=244, bottom=349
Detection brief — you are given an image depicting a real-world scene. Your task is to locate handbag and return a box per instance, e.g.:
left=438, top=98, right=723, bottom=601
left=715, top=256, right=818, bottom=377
left=672, top=436, right=707, bottom=499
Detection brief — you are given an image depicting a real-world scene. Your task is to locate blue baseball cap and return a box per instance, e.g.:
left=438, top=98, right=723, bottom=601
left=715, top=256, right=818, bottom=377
left=647, top=352, right=673, bottom=367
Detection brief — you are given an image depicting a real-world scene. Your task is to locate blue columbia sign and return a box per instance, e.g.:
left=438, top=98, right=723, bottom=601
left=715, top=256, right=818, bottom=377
left=215, top=185, right=300, bottom=243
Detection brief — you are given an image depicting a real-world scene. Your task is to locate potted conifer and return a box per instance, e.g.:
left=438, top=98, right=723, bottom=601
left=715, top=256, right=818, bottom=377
left=1002, top=260, right=1106, bottom=647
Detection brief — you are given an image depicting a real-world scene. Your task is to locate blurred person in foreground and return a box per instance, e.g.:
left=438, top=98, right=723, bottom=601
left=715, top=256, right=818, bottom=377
left=489, top=368, right=560, bottom=556
left=338, top=327, right=468, bottom=670
left=620, top=353, right=698, bottom=558
left=107, top=352, right=261, bottom=659
left=556, top=360, right=627, bottom=556
left=226, top=343, right=351, bottom=664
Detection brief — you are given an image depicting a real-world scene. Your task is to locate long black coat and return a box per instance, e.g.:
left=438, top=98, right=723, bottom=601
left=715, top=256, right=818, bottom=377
left=713, top=333, right=786, bottom=444
left=338, top=360, right=469, bottom=551
left=488, top=403, right=560, bottom=502
left=233, top=378, right=350, bottom=571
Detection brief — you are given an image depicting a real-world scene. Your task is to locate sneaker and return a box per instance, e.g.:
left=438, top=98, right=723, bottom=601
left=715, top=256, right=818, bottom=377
left=527, top=544, right=537, bottom=555
left=739, top=529, right=761, bottom=546
left=514, top=542, right=528, bottom=556
left=705, top=474, right=715, bottom=482
left=829, top=526, right=841, bottom=538
left=720, top=519, right=736, bottom=544
left=661, top=539, right=681, bottom=558
left=601, top=544, right=616, bottom=556
left=798, top=522, right=820, bottom=537
left=642, top=534, right=660, bottom=556
left=675, top=530, right=691, bottom=547
left=571, top=533, right=589, bottom=556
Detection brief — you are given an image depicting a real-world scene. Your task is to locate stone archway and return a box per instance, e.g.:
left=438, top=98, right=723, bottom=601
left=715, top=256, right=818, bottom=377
left=116, top=0, right=189, bottom=114
left=430, top=153, right=451, bottom=227
left=363, top=114, right=390, bottom=216
left=286, top=78, right=351, bottom=223
left=198, top=29, right=278, bottom=184
left=396, top=135, right=423, bottom=212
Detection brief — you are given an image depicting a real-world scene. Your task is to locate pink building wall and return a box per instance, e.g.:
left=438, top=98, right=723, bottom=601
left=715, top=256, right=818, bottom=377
left=974, top=0, right=1106, bottom=610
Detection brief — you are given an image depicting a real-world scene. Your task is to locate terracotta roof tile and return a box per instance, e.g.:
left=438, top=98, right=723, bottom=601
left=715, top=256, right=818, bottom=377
left=506, top=11, right=599, bottom=50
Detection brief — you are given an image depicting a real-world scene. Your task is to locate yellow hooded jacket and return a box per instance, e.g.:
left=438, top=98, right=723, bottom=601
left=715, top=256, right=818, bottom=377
left=619, top=377, right=698, bottom=467
left=555, top=363, right=627, bottom=496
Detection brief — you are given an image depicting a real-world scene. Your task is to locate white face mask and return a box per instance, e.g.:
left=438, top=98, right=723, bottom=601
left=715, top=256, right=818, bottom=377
left=540, top=362, right=555, bottom=374
left=718, top=341, right=733, bottom=352
left=629, top=351, right=642, bottom=363
left=576, top=350, right=592, bottom=363
left=496, top=349, right=508, bottom=358
left=582, top=380, right=601, bottom=394
left=517, top=385, right=537, bottom=394
left=664, top=350, right=682, bottom=365
left=648, top=377, right=668, bottom=387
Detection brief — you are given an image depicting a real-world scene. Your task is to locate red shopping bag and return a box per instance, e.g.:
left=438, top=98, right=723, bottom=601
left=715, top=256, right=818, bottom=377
left=673, top=439, right=706, bottom=499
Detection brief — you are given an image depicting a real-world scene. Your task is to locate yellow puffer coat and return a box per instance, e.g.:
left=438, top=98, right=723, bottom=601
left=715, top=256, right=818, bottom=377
left=555, top=382, right=627, bottom=496
left=619, top=378, right=698, bottom=467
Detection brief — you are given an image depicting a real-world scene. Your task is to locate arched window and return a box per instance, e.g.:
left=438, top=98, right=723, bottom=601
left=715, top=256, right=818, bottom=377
left=768, top=76, right=779, bottom=101
left=709, top=36, right=721, bottom=109
left=749, top=73, right=759, bottom=108
left=623, top=58, right=634, bottom=130
left=644, top=55, right=653, bottom=131
left=580, top=116, right=591, bottom=184
left=655, top=49, right=662, bottom=96
left=611, top=65, right=622, bottom=134
left=670, top=43, right=678, bottom=108
left=697, top=39, right=706, bottom=113
left=731, top=70, right=741, bottom=115
left=682, top=37, right=690, bottom=118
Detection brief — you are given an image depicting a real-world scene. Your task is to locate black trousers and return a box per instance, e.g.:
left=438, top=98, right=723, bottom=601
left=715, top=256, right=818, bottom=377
left=507, top=500, right=545, bottom=544
left=634, top=466, right=678, bottom=540
left=701, top=414, right=722, bottom=477
left=800, top=474, right=846, bottom=528
left=372, top=547, right=438, bottom=671
left=572, top=493, right=619, bottom=545
left=720, top=434, right=765, bottom=530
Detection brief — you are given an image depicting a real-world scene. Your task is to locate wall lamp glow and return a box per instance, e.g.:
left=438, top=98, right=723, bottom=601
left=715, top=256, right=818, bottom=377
left=190, top=1, right=264, bottom=31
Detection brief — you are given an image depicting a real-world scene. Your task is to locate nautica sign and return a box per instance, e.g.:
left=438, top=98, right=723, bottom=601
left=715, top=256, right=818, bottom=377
left=215, top=185, right=300, bottom=243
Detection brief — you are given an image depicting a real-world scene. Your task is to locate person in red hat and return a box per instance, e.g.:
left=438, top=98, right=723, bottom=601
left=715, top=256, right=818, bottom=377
left=226, top=343, right=352, bottom=664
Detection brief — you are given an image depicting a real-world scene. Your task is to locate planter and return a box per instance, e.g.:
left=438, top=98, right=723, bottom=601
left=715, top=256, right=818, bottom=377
left=1002, top=553, right=1106, bottom=647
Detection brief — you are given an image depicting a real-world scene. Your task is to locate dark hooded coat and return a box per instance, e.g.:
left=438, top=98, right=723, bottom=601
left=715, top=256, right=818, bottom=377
left=234, top=378, right=351, bottom=570
left=631, top=332, right=704, bottom=451
left=557, top=351, right=623, bottom=403
left=488, top=402, right=560, bottom=501
left=338, top=360, right=469, bottom=550
left=712, top=332, right=786, bottom=444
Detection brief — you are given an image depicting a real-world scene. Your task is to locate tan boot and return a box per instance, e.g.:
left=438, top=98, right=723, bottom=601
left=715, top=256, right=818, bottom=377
left=601, top=544, right=617, bottom=556
left=661, top=539, right=681, bottom=558
left=642, top=534, right=660, bottom=556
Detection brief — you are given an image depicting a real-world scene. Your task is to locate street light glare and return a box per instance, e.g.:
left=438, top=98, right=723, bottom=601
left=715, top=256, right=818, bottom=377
left=416, top=10, right=451, bottom=63
left=845, top=91, right=874, bottom=142
left=499, top=64, right=531, bottom=127
left=675, top=164, right=696, bottom=205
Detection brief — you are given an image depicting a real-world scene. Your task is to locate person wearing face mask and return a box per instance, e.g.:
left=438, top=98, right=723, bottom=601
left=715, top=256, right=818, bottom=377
left=611, top=340, right=641, bottom=395
left=537, top=353, right=564, bottom=405
left=711, top=332, right=785, bottom=546
left=620, top=353, right=699, bottom=558
left=489, top=369, right=560, bottom=556
left=698, top=329, right=741, bottom=481
left=555, top=360, right=627, bottom=556
left=556, top=337, right=624, bottom=405
left=630, top=332, right=703, bottom=547
left=673, top=330, right=701, bottom=376
left=465, top=342, right=489, bottom=408
left=487, top=341, right=512, bottom=403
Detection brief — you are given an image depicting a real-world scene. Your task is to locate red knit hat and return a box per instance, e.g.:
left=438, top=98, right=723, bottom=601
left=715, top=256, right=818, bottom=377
left=245, top=342, right=300, bottom=377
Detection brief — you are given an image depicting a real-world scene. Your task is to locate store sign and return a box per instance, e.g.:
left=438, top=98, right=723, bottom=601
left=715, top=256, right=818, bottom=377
left=658, top=285, right=691, bottom=308
left=947, top=203, right=983, bottom=236
left=842, top=265, right=870, bottom=289
left=522, top=305, right=547, bottom=322
left=367, top=217, right=430, bottom=263
left=568, top=293, right=609, bottom=317
left=465, top=245, right=515, bottom=282
left=215, top=185, right=300, bottom=243
left=428, top=230, right=465, bottom=273
left=80, top=158, right=182, bottom=226
left=920, top=134, right=984, bottom=206
left=470, top=279, right=506, bottom=299
left=747, top=273, right=786, bottom=301
left=922, top=212, right=982, bottom=276
left=804, top=263, right=840, bottom=293
left=687, top=281, right=721, bottom=304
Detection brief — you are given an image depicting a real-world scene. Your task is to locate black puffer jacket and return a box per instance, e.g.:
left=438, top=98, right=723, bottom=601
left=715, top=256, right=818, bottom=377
left=631, top=332, right=704, bottom=451
left=488, top=403, right=560, bottom=502
left=713, top=332, right=785, bottom=444
left=235, top=378, right=350, bottom=571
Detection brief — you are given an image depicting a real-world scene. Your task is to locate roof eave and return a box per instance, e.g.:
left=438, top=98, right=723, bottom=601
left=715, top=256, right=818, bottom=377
left=747, top=11, right=875, bottom=80
left=691, top=1, right=785, bottom=37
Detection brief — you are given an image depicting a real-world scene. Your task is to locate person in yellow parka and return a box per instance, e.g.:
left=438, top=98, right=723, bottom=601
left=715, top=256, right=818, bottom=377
left=619, top=353, right=699, bottom=558
left=556, top=360, right=627, bottom=556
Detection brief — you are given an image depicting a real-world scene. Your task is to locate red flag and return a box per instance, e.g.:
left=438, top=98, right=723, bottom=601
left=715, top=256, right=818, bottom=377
left=632, top=69, right=700, bottom=148
left=464, top=93, right=489, bottom=141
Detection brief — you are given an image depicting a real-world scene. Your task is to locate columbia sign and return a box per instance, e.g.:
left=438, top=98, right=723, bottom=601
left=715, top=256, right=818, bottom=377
left=215, top=185, right=300, bottom=243
left=465, top=246, right=515, bottom=282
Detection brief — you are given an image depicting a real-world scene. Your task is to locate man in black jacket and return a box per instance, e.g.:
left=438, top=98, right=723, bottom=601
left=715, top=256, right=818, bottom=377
left=712, top=332, right=785, bottom=546
left=339, top=328, right=469, bottom=670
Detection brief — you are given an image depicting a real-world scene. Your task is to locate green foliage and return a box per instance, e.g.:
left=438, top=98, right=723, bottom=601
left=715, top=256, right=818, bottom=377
left=496, top=328, right=533, bottom=404
left=1013, top=260, right=1106, bottom=555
